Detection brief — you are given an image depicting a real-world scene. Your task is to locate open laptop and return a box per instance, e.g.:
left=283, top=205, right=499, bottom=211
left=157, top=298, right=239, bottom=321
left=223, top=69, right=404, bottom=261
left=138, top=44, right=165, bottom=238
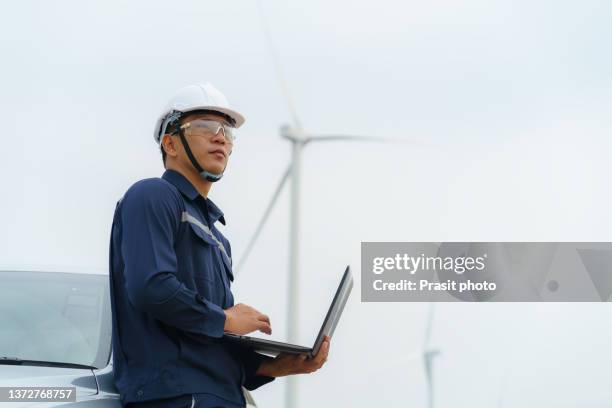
left=223, top=265, right=353, bottom=358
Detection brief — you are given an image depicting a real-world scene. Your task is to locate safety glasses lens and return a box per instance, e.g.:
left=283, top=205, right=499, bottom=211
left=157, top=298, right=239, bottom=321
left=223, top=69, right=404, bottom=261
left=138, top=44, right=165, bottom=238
left=183, top=120, right=235, bottom=142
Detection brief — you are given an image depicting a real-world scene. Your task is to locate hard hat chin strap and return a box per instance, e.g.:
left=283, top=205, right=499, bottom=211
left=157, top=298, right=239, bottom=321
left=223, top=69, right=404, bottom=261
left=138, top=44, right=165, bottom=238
left=178, top=131, right=224, bottom=182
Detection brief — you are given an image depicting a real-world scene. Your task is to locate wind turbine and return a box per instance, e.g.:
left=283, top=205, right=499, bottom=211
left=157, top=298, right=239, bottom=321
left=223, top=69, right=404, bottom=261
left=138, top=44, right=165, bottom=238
left=234, top=123, right=405, bottom=408
left=403, top=302, right=440, bottom=408
left=423, top=302, right=441, bottom=408
left=232, top=2, right=432, bottom=407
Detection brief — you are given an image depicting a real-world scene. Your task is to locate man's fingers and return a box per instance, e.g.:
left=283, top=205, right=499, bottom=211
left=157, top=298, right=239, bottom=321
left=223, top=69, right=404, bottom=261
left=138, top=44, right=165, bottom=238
left=247, top=305, right=262, bottom=315
left=258, top=321, right=272, bottom=335
left=311, top=341, right=330, bottom=367
left=317, top=340, right=330, bottom=360
left=297, top=341, right=329, bottom=374
left=257, top=313, right=271, bottom=324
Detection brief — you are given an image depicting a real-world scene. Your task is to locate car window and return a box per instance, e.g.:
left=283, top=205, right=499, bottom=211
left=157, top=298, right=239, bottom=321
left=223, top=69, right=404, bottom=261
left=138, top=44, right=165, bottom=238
left=0, top=271, right=112, bottom=369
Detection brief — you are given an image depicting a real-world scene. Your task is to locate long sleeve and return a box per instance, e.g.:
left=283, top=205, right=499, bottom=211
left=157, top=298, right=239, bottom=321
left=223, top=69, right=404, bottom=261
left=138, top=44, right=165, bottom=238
left=118, top=179, right=226, bottom=338
left=229, top=344, right=276, bottom=390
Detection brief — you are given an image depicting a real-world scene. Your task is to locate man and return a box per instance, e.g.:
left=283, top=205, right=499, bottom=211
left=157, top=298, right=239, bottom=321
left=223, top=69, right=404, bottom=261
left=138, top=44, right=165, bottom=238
left=108, top=82, right=331, bottom=408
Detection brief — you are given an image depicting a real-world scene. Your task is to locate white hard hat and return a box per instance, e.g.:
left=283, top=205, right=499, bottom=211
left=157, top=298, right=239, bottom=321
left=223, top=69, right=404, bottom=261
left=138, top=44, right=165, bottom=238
left=153, top=82, right=245, bottom=144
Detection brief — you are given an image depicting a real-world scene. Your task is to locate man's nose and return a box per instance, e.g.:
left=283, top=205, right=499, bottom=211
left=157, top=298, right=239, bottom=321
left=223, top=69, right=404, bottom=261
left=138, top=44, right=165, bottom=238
left=211, top=129, right=228, bottom=146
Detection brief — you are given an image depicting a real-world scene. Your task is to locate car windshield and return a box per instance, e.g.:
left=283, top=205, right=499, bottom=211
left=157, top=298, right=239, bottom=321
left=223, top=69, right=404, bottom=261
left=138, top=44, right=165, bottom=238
left=0, top=271, right=111, bottom=369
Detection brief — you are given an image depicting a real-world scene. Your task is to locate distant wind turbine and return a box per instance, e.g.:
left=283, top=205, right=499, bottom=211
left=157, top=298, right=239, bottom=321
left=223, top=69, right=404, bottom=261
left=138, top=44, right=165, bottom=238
left=404, top=302, right=441, bottom=408
left=423, top=303, right=441, bottom=408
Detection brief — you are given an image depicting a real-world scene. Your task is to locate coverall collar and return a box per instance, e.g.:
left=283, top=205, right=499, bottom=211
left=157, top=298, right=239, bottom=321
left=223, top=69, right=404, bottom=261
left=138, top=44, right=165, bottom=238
left=162, top=169, right=227, bottom=226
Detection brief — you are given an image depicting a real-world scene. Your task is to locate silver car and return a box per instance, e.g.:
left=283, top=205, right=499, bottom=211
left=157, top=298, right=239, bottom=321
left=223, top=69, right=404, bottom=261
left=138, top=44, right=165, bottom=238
left=0, top=270, right=257, bottom=407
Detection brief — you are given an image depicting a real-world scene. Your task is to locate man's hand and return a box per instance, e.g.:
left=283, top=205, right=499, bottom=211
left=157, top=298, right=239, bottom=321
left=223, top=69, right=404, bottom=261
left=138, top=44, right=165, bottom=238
left=224, top=303, right=272, bottom=335
left=255, top=336, right=331, bottom=377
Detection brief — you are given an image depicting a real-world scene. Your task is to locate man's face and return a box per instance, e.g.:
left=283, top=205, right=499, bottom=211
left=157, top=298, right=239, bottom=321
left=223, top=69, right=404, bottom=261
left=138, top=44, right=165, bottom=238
left=170, top=111, right=234, bottom=175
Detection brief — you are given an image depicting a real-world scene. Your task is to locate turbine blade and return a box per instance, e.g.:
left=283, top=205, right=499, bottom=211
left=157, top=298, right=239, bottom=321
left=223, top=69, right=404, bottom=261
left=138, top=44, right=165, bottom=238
left=256, top=0, right=302, bottom=130
left=305, top=134, right=440, bottom=149
left=404, top=352, right=425, bottom=361
left=307, top=135, right=395, bottom=143
left=234, top=164, right=292, bottom=276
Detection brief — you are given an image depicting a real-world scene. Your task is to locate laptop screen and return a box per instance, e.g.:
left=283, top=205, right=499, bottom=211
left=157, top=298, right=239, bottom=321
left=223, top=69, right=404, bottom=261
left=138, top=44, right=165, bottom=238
left=311, top=265, right=354, bottom=356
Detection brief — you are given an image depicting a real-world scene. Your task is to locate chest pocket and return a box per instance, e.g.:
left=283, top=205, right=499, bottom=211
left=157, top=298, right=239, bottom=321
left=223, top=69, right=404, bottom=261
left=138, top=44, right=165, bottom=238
left=181, top=211, right=235, bottom=282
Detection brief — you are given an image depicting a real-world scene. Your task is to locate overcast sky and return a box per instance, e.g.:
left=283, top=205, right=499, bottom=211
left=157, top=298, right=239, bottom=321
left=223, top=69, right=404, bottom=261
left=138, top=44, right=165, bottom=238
left=1, top=0, right=612, bottom=407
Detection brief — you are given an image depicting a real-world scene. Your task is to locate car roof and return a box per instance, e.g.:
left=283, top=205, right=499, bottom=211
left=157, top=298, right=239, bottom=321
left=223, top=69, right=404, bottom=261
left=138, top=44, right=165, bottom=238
left=0, top=266, right=107, bottom=276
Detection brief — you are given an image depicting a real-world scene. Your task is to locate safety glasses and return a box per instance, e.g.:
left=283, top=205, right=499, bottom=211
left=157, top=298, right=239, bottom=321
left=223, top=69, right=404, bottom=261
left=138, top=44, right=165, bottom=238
left=175, top=119, right=236, bottom=143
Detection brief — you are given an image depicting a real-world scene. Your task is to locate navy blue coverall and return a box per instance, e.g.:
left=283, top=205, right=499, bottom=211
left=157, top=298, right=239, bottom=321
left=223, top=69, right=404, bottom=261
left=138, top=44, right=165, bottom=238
left=108, top=169, right=275, bottom=407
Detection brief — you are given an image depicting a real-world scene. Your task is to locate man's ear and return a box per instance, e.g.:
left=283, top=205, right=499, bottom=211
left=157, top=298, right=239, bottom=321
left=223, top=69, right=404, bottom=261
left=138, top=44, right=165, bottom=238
left=161, top=134, right=179, bottom=158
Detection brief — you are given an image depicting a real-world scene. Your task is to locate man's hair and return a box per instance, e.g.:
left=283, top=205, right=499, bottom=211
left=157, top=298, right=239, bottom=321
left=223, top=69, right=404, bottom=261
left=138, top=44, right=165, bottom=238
left=160, top=109, right=235, bottom=167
